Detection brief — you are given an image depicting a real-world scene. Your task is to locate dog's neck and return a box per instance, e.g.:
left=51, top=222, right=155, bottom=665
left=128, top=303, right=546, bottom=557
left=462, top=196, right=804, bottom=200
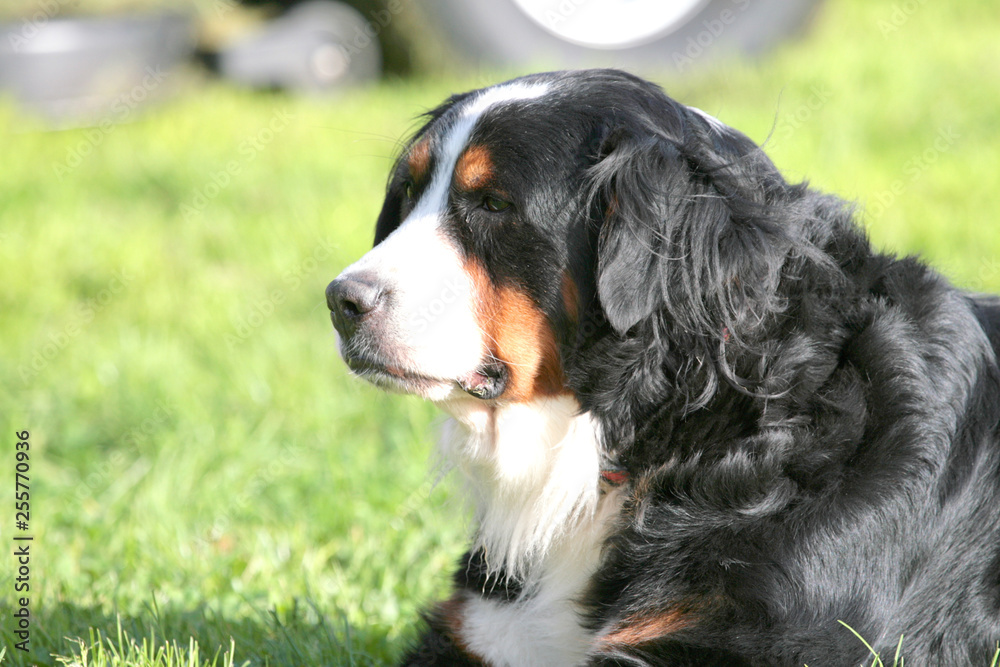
left=439, top=394, right=618, bottom=583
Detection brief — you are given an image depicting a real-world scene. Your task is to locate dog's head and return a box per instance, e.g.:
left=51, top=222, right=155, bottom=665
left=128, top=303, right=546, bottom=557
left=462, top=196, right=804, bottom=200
left=327, top=69, right=823, bottom=427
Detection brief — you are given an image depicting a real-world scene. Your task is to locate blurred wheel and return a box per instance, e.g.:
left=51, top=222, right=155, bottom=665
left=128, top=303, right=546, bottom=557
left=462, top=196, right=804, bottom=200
left=218, top=0, right=381, bottom=94
left=422, top=0, right=823, bottom=72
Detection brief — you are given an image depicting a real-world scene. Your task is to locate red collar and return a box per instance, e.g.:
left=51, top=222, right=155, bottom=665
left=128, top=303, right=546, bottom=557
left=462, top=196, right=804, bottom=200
left=600, top=467, right=630, bottom=486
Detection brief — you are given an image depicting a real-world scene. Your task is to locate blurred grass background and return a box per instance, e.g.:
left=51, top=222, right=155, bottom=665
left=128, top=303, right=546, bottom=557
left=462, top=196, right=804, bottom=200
left=1, top=0, right=999, bottom=664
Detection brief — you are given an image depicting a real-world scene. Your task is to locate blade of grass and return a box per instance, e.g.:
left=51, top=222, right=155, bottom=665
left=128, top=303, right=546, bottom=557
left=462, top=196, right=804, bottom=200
left=838, top=620, right=883, bottom=667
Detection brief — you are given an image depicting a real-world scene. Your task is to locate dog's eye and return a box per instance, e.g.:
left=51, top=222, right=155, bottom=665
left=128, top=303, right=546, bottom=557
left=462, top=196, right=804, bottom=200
left=403, top=180, right=416, bottom=201
left=482, top=196, right=511, bottom=213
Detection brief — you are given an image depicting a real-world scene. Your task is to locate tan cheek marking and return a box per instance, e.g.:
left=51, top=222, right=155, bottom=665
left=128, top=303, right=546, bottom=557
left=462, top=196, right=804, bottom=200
left=493, top=285, right=565, bottom=401
left=407, top=138, right=431, bottom=182
left=455, top=144, right=494, bottom=191
left=598, top=608, right=693, bottom=648
left=465, top=259, right=567, bottom=402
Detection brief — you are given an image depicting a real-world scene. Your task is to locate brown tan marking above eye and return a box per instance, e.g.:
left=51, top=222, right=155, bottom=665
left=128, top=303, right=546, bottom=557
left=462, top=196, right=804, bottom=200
left=455, top=144, right=495, bottom=191
left=464, top=258, right=568, bottom=402
left=407, top=138, right=431, bottom=183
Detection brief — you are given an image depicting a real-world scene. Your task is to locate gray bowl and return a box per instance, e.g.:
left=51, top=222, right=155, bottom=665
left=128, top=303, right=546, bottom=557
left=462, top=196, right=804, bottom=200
left=0, top=11, right=195, bottom=125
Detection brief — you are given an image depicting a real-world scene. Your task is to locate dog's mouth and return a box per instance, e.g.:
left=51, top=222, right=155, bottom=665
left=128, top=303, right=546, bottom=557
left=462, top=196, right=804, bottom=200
left=345, top=354, right=508, bottom=401
left=457, top=359, right=508, bottom=400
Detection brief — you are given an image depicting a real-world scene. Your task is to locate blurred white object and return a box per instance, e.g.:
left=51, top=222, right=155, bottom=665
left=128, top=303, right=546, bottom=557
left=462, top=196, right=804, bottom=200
left=423, top=0, right=823, bottom=71
left=512, top=0, right=710, bottom=49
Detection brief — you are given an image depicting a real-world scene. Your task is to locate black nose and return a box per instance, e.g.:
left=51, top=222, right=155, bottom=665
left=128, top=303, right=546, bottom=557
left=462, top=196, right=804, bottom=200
left=326, top=273, right=386, bottom=339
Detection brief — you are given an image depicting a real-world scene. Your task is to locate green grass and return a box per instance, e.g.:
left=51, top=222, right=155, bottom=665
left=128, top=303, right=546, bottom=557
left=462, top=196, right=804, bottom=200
left=815, top=624, right=1000, bottom=667
left=2, top=0, right=999, bottom=664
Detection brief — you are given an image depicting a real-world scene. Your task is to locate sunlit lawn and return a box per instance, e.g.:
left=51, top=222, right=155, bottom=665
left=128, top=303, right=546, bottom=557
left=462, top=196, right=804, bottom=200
left=1, top=0, right=998, bottom=664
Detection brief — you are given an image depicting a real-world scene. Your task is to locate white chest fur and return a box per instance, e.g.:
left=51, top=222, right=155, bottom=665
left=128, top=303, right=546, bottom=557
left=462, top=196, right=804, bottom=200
left=438, top=395, right=625, bottom=666
left=459, top=491, right=623, bottom=667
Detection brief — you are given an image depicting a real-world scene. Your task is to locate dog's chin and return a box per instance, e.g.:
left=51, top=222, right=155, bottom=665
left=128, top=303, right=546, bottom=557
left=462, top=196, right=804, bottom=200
left=344, top=355, right=509, bottom=404
left=344, top=357, right=450, bottom=398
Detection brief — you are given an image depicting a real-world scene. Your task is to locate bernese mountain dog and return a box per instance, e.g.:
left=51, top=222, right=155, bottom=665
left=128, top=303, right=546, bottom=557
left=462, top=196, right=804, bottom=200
left=326, top=69, right=1000, bottom=666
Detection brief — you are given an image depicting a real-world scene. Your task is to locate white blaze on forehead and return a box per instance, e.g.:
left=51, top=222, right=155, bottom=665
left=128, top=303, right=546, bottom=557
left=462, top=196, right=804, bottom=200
left=335, top=82, right=551, bottom=395
left=411, top=81, right=552, bottom=223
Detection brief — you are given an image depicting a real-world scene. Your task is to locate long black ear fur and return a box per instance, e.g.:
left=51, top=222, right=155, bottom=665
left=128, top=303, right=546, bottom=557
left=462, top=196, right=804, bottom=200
left=588, top=115, right=802, bottom=350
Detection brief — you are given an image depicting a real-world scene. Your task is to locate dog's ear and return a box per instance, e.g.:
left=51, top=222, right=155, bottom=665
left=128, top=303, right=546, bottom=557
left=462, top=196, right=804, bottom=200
left=589, top=129, right=680, bottom=334
left=588, top=117, right=795, bottom=342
